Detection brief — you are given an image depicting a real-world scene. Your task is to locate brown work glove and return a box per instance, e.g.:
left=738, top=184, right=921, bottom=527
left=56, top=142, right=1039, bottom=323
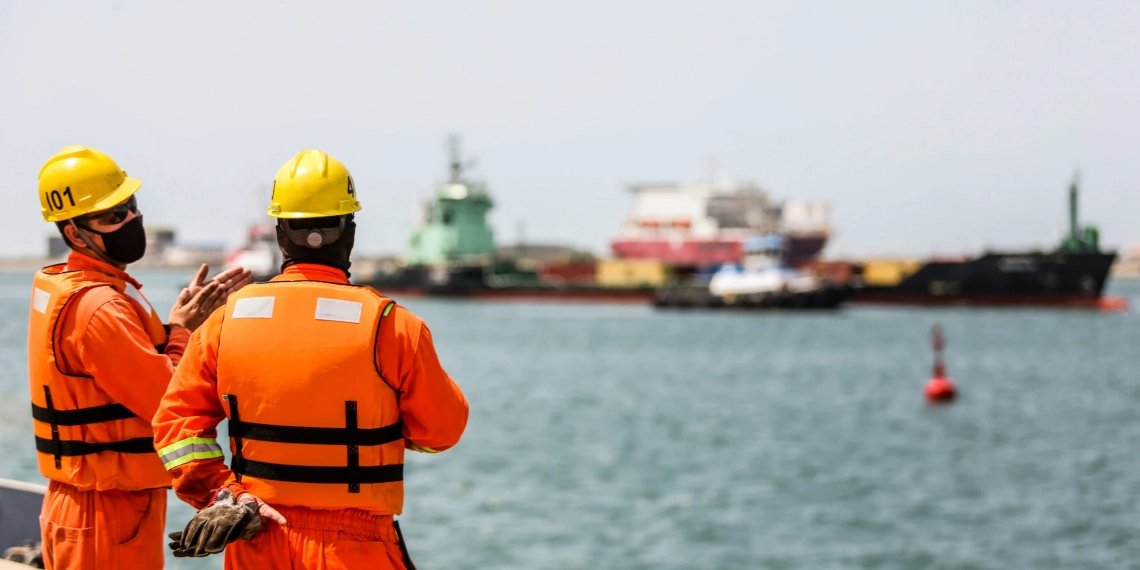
left=168, top=488, right=262, bottom=557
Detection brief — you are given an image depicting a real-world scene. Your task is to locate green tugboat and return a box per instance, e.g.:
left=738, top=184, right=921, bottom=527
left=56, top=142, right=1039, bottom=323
left=405, top=138, right=497, bottom=267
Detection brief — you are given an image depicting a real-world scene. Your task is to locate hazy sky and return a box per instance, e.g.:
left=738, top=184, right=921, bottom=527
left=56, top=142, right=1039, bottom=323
left=2, top=1, right=1138, bottom=259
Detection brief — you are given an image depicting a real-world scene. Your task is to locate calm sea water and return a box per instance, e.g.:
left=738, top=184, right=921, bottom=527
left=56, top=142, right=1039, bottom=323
left=1, top=269, right=1139, bottom=570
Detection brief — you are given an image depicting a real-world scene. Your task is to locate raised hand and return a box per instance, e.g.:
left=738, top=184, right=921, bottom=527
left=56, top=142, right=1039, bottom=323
left=168, top=281, right=223, bottom=332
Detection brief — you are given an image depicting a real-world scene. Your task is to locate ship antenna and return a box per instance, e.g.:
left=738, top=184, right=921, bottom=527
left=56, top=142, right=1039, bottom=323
left=448, top=134, right=462, bottom=183
left=1069, top=170, right=1081, bottom=242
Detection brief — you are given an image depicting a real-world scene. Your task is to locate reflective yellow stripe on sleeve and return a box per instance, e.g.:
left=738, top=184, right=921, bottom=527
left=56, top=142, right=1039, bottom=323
left=158, top=437, right=224, bottom=470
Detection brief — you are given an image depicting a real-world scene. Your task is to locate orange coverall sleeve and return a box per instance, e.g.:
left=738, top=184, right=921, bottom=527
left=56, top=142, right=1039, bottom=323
left=387, top=315, right=469, bottom=453
left=69, top=293, right=187, bottom=422
left=164, top=325, right=191, bottom=363
left=152, top=309, right=232, bottom=509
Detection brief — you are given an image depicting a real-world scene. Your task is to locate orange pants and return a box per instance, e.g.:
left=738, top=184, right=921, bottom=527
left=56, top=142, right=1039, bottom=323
left=224, top=505, right=414, bottom=570
left=39, top=480, right=167, bottom=570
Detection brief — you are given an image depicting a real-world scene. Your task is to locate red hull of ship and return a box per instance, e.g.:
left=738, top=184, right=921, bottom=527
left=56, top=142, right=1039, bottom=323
left=852, top=291, right=1128, bottom=311
left=376, top=286, right=657, bottom=304
left=610, top=238, right=743, bottom=266
left=611, top=233, right=828, bottom=267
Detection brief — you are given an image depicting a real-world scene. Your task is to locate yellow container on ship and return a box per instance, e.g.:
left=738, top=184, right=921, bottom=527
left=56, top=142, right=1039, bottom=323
left=596, top=259, right=669, bottom=287
left=861, top=259, right=922, bottom=287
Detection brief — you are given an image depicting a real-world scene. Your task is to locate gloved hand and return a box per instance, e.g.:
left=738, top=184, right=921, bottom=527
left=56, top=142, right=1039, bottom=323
left=168, top=488, right=263, bottom=557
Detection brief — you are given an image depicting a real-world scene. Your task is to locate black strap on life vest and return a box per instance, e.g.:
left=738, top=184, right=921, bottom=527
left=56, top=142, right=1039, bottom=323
left=235, top=459, right=404, bottom=486
left=346, top=401, right=359, bottom=493
left=229, top=418, right=404, bottom=446
left=223, top=394, right=245, bottom=483
left=31, top=401, right=137, bottom=426
left=224, top=394, right=404, bottom=492
left=34, top=386, right=150, bottom=468
left=34, top=436, right=155, bottom=457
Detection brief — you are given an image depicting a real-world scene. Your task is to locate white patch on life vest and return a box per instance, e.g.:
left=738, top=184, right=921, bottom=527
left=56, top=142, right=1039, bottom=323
left=232, top=296, right=275, bottom=319
left=32, top=288, right=50, bottom=314
left=124, top=283, right=156, bottom=317
left=315, top=298, right=362, bottom=324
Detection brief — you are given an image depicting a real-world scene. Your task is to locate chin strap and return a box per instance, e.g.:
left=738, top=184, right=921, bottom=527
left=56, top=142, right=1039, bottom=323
left=67, top=219, right=119, bottom=266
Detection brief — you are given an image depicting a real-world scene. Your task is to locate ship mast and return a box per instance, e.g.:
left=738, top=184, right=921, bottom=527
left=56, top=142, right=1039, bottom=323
left=448, top=135, right=463, bottom=184
left=1059, top=170, right=1100, bottom=254
left=1068, top=171, right=1080, bottom=243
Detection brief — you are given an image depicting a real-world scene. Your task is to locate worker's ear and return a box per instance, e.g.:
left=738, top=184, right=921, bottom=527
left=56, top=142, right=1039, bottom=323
left=63, top=223, right=87, bottom=249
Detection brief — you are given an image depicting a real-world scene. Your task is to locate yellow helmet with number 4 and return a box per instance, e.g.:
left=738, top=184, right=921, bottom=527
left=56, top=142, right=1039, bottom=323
left=37, top=146, right=142, bottom=222
left=269, top=150, right=360, bottom=219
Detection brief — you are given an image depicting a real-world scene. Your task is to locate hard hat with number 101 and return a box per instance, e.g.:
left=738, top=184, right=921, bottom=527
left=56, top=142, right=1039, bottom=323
left=37, top=146, right=142, bottom=222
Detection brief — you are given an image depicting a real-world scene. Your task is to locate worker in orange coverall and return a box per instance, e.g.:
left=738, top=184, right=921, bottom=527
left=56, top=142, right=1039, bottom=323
left=153, top=149, right=469, bottom=570
left=29, top=145, right=250, bottom=569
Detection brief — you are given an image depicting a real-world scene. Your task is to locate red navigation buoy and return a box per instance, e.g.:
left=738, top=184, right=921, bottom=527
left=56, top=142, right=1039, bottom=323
left=925, top=375, right=956, bottom=402
left=925, top=324, right=956, bottom=403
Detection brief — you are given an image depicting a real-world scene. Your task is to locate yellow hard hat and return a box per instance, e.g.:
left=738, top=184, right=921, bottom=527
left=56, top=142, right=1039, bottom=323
left=37, top=146, right=142, bottom=222
left=269, top=150, right=361, bottom=218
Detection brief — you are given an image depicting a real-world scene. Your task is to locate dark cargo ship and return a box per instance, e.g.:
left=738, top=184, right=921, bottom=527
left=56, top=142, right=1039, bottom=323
left=849, top=176, right=1124, bottom=309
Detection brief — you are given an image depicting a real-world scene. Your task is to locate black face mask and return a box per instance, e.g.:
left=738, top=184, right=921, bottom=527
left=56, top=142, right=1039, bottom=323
left=84, top=215, right=148, bottom=264
left=276, top=215, right=356, bottom=277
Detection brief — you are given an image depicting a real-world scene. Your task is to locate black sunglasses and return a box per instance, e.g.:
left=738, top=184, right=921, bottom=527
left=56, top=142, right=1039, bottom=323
left=80, top=195, right=139, bottom=228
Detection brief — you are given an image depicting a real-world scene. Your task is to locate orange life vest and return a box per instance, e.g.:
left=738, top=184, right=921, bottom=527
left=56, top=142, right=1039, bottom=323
left=215, top=281, right=405, bottom=513
left=27, top=264, right=170, bottom=491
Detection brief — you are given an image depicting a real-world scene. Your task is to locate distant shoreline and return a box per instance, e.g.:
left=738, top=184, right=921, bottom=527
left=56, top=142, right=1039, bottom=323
left=3, top=256, right=1138, bottom=280
left=0, top=258, right=209, bottom=273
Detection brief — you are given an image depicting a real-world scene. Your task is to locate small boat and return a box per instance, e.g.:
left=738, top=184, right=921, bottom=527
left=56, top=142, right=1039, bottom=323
left=654, top=234, right=849, bottom=310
